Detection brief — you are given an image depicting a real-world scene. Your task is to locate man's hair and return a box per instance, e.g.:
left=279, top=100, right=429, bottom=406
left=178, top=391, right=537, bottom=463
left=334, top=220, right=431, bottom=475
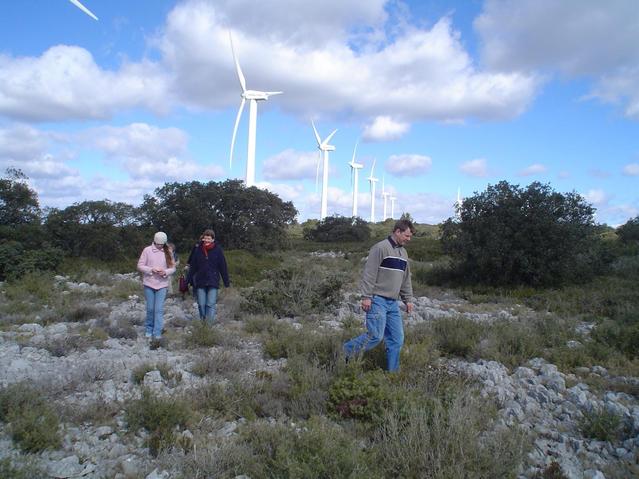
left=200, top=229, right=216, bottom=239
left=393, top=219, right=415, bottom=234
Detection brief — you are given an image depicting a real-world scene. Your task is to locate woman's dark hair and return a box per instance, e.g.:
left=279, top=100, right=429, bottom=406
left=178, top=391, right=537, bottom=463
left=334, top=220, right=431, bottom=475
left=200, top=229, right=215, bottom=240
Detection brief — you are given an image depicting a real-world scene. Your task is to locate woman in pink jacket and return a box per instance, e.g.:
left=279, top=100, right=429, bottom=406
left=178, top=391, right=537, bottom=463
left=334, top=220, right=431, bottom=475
left=137, top=232, right=176, bottom=346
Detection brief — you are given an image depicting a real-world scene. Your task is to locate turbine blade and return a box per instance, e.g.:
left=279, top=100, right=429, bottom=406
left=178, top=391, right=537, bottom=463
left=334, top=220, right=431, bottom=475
left=311, top=120, right=321, bottom=146
left=230, top=98, right=246, bottom=168
left=265, top=91, right=283, bottom=96
left=350, top=166, right=354, bottom=187
left=371, top=158, right=377, bottom=176
left=229, top=32, right=247, bottom=93
left=324, top=129, right=338, bottom=145
left=351, top=138, right=359, bottom=165
left=69, top=0, right=98, bottom=20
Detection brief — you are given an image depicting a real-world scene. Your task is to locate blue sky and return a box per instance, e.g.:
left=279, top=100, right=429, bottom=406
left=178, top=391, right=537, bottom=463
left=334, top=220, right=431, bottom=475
left=0, top=0, right=637, bottom=226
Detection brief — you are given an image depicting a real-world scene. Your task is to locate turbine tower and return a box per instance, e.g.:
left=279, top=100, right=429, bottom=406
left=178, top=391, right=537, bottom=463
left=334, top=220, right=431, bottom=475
left=390, top=195, right=397, bottom=219
left=312, top=121, right=337, bottom=220
left=69, top=0, right=98, bottom=20
left=348, top=140, right=364, bottom=217
left=381, top=175, right=390, bottom=221
left=368, top=159, right=379, bottom=223
left=229, top=33, right=282, bottom=187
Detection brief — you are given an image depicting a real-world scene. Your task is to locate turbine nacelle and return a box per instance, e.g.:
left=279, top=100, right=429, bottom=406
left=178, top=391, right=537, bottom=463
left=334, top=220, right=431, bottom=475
left=242, top=90, right=282, bottom=101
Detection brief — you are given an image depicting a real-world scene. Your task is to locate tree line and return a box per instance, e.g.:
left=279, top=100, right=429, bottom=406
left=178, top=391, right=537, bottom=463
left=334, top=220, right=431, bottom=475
left=0, top=169, right=296, bottom=280
left=2, top=168, right=638, bottom=287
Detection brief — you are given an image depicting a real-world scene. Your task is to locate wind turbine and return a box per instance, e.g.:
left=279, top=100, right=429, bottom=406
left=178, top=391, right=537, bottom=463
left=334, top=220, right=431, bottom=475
left=368, top=159, right=379, bottom=223
left=381, top=175, right=390, bottom=221
left=390, top=195, right=397, bottom=219
left=312, top=121, right=337, bottom=220
left=348, top=140, right=364, bottom=217
left=229, top=33, right=282, bottom=187
left=456, top=187, right=463, bottom=216
left=69, top=0, right=98, bottom=20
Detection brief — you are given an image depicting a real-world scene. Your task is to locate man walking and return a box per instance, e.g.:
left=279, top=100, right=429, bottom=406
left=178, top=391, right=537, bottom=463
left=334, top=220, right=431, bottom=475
left=344, top=219, right=415, bottom=372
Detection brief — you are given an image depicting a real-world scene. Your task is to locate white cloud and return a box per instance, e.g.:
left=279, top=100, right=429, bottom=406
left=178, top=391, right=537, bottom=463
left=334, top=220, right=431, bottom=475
left=460, top=158, right=488, bottom=177
left=396, top=191, right=456, bottom=224
left=385, top=154, right=432, bottom=176
left=262, top=149, right=318, bottom=180
left=0, top=46, right=170, bottom=122
left=518, top=163, right=547, bottom=176
left=157, top=1, right=539, bottom=122
left=622, top=163, right=639, bottom=176
left=475, top=0, right=639, bottom=119
left=0, top=1, right=540, bottom=125
left=362, top=116, right=410, bottom=141
left=584, top=189, right=609, bottom=206
left=89, top=123, right=224, bottom=181
left=254, top=181, right=305, bottom=202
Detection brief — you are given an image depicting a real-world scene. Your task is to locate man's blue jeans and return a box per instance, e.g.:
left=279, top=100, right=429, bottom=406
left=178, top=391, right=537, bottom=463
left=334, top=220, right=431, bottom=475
left=144, top=286, right=167, bottom=339
left=196, top=287, right=219, bottom=324
left=343, top=295, right=404, bottom=372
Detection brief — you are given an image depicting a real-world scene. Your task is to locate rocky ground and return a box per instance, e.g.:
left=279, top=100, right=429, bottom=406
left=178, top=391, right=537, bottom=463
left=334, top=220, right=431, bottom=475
left=1, top=273, right=638, bottom=478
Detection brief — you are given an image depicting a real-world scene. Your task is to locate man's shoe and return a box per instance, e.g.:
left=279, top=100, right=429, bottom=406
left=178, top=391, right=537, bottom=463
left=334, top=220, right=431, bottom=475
left=150, top=338, right=161, bottom=350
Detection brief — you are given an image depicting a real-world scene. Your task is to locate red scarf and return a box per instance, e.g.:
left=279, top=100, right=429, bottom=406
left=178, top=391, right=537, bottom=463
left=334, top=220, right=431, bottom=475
left=201, top=241, right=215, bottom=257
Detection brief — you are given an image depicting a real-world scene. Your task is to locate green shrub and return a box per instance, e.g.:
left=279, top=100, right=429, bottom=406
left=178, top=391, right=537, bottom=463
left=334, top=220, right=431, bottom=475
left=125, top=389, right=191, bottom=456
left=432, top=316, right=483, bottom=357
left=328, top=370, right=393, bottom=422
left=441, top=181, right=600, bottom=287
left=184, top=321, right=224, bottom=348
left=0, top=240, right=63, bottom=281
left=225, top=250, right=282, bottom=287
left=372, top=385, right=528, bottom=478
left=617, top=215, right=639, bottom=243
left=0, top=383, right=61, bottom=453
left=65, top=304, right=100, bottom=322
left=0, top=458, right=47, bottom=479
left=303, top=215, right=371, bottom=242
left=132, top=362, right=181, bottom=385
left=579, top=407, right=625, bottom=442
left=226, top=417, right=373, bottom=478
left=242, top=262, right=344, bottom=317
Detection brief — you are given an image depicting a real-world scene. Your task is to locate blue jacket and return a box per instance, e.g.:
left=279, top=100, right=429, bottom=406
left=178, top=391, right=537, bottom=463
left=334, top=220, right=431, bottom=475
left=186, top=242, right=230, bottom=289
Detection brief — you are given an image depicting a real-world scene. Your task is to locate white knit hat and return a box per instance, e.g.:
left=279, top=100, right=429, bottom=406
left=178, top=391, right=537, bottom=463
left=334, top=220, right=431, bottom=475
left=153, top=232, right=167, bottom=245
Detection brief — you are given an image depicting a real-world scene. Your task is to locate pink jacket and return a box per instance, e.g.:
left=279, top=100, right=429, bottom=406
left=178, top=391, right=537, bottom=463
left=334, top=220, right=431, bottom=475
left=137, top=244, right=176, bottom=290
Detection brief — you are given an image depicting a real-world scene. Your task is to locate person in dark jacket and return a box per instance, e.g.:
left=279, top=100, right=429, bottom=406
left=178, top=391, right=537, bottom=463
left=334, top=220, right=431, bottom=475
left=186, top=229, right=230, bottom=324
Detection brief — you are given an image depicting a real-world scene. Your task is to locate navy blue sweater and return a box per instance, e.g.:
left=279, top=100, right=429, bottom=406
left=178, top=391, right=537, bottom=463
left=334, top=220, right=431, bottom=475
left=186, top=242, right=230, bottom=289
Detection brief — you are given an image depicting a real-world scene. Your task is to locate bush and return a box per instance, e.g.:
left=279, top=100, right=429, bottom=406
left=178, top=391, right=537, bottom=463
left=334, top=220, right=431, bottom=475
left=440, top=181, right=600, bottom=287
left=140, top=179, right=297, bottom=252
left=242, top=262, right=344, bottom=317
left=125, top=389, right=191, bottom=456
left=328, top=370, right=393, bottom=422
left=0, top=240, right=63, bottom=281
left=432, top=317, right=483, bottom=358
left=0, top=458, right=47, bottom=479
left=224, top=417, right=372, bottom=478
left=579, top=407, right=625, bottom=442
left=617, top=215, right=639, bottom=243
left=0, top=383, right=61, bottom=452
left=303, top=215, right=371, bottom=242
left=372, top=382, right=528, bottom=478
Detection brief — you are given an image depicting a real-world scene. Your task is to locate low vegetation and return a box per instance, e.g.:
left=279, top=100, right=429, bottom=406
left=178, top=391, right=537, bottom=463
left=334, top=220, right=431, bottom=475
left=2, top=171, right=639, bottom=476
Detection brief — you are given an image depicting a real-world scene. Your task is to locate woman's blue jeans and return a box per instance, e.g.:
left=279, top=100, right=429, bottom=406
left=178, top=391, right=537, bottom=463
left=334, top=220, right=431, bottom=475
left=343, top=295, right=404, bottom=372
left=196, top=287, right=219, bottom=324
left=144, top=286, right=167, bottom=338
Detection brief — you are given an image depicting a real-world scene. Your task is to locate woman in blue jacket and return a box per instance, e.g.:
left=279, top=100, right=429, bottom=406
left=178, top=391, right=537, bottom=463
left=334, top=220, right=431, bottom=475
left=186, top=229, right=230, bottom=324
